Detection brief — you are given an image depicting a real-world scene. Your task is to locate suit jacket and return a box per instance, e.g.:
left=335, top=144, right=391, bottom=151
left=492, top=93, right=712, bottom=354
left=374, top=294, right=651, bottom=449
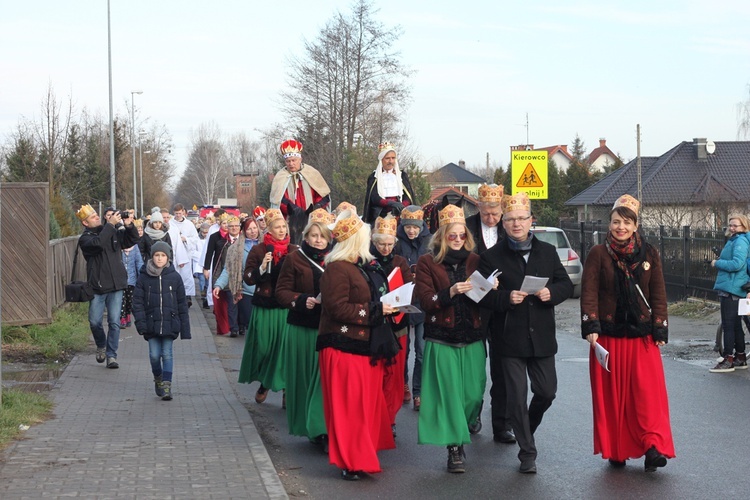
left=479, top=236, right=573, bottom=358
left=465, top=213, right=504, bottom=255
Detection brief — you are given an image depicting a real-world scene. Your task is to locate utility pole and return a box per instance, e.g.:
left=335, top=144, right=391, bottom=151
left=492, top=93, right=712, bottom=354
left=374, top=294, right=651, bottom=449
left=637, top=124, right=642, bottom=205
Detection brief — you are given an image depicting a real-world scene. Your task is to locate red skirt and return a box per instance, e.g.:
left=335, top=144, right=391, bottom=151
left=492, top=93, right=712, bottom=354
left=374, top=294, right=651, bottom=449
left=381, top=334, right=408, bottom=425
left=319, top=347, right=395, bottom=473
left=589, top=335, right=676, bottom=461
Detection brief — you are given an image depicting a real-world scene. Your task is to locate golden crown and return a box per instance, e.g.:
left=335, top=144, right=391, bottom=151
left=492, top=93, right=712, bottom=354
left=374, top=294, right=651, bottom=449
left=612, top=194, right=640, bottom=215
left=334, top=201, right=357, bottom=216
left=400, top=207, right=424, bottom=221
left=331, top=210, right=363, bottom=242
left=309, top=208, right=335, bottom=225
left=280, top=139, right=303, bottom=158
left=264, top=208, right=285, bottom=227
left=438, top=204, right=465, bottom=227
left=76, top=204, right=96, bottom=221
left=500, top=193, right=531, bottom=213
left=219, top=213, right=232, bottom=222
left=373, top=215, right=398, bottom=236
left=378, top=142, right=395, bottom=152
left=478, top=183, right=504, bottom=204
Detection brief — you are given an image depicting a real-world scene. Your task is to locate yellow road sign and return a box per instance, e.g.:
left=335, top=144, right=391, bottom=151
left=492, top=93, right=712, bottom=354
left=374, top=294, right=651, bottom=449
left=511, top=150, right=548, bottom=199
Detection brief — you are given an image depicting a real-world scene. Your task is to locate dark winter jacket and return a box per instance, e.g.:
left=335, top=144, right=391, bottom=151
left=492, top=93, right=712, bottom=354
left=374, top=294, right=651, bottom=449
left=363, top=170, right=416, bottom=223
left=132, top=263, right=191, bottom=341
left=79, top=222, right=140, bottom=294
left=393, top=223, right=430, bottom=325
left=479, top=235, right=573, bottom=358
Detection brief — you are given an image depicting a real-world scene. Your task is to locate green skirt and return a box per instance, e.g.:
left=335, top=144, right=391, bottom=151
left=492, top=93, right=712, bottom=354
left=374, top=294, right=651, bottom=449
left=418, top=340, right=486, bottom=446
left=280, top=323, right=325, bottom=438
left=238, top=306, right=288, bottom=391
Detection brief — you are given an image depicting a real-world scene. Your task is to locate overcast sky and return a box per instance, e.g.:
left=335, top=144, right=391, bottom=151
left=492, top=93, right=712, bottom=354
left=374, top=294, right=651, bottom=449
left=2, top=0, right=749, bottom=177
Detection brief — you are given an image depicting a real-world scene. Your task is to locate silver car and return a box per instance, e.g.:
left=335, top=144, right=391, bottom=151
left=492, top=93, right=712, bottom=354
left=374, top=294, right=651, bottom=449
left=530, top=226, right=582, bottom=298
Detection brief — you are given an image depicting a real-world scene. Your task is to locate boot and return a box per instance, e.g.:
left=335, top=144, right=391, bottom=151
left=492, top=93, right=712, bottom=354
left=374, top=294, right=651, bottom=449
left=154, top=375, right=165, bottom=397
left=733, top=352, right=748, bottom=369
left=161, top=381, right=173, bottom=401
left=446, top=445, right=465, bottom=473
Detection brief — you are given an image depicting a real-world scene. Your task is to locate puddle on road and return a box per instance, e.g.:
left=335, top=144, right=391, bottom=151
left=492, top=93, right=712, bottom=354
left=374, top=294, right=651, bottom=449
left=2, top=368, right=62, bottom=392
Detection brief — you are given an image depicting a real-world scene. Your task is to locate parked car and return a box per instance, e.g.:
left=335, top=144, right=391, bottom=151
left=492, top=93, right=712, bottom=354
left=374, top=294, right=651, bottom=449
left=530, top=226, right=582, bottom=298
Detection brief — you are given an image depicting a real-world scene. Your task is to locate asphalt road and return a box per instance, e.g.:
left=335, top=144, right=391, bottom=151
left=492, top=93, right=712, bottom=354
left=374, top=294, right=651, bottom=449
left=211, top=298, right=750, bottom=499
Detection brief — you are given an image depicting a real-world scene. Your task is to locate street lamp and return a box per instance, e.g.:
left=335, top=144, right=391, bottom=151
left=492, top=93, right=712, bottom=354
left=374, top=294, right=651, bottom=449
left=140, top=135, right=150, bottom=218
left=130, top=90, right=142, bottom=217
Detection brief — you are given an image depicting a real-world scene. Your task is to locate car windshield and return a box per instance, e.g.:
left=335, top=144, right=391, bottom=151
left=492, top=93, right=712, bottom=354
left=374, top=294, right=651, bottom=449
left=532, top=231, right=568, bottom=249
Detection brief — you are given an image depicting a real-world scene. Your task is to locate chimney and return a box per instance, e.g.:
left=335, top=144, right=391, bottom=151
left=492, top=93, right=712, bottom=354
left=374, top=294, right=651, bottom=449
left=599, top=138, right=606, bottom=148
left=459, top=160, right=466, bottom=169
left=693, top=137, right=707, bottom=161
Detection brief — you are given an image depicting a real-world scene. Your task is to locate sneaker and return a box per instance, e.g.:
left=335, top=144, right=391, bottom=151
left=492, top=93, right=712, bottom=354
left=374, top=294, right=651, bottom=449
left=733, top=352, right=748, bottom=370
left=447, top=445, right=465, bottom=473
left=709, top=356, right=735, bottom=373
left=161, top=381, right=172, bottom=401
left=106, top=357, right=119, bottom=369
left=154, top=376, right=165, bottom=397
left=413, top=395, right=421, bottom=411
left=403, top=384, right=412, bottom=403
left=96, top=348, right=106, bottom=363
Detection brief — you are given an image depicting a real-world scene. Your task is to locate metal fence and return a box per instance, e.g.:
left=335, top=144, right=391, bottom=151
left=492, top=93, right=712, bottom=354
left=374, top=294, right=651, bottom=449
left=560, top=221, right=726, bottom=302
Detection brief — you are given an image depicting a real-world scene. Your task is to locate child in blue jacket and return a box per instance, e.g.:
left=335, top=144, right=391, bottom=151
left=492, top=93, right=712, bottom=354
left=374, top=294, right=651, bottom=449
left=120, top=244, right=144, bottom=328
left=133, top=241, right=191, bottom=400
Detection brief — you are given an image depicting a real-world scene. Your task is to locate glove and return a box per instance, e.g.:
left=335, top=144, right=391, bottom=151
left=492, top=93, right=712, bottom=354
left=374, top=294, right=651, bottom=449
left=386, top=201, right=405, bottom=215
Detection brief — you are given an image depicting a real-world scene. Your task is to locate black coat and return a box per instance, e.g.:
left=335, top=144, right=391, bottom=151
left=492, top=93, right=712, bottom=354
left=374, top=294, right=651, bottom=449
left=79, top=222, right=140, bottom=294
left=363, top=170, right=417, bottom=223
left=465, top=213, right=504, bottom=255
left=479, top=236, right=573, bottom=358
left=132, top=263, right=191, bottom=340
left=393, top=223, right=430, bottom=325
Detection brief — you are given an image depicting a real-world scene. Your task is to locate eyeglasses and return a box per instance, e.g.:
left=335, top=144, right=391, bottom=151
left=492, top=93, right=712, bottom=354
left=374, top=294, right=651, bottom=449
left=728, top=224, right=742, bottom=228
left=227, top=225, right=240, bottom=228
left=447, top=233, right=467, bottom=241
left=503, top=216, right=532, bottom=224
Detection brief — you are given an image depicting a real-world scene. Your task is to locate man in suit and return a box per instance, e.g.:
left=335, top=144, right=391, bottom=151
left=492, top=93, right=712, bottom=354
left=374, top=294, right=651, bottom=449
left=466, top=184, right=514, bottom=444
left=479, top=193, right=573, bottom=474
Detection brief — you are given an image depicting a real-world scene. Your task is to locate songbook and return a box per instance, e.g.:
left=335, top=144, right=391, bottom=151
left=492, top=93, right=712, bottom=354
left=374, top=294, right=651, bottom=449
left=464, top=269, right=500, bottom=303
left=594, top=342, right=610, bottom=372
left=739, top=299, right=750, bottom=316
left=520, top=276, right=548, bottom=294
left=380, top=282, right=420, bottom=313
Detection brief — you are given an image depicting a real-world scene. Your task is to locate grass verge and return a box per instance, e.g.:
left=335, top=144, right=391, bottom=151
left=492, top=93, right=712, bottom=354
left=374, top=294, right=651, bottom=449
left=0, top=389, right=54, bottom=450
left=2, top=302, right=91, bottom=363
left=668, top=300, right=719, bottom=319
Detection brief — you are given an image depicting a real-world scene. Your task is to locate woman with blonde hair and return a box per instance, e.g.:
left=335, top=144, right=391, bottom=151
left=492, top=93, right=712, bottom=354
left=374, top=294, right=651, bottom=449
left=276, top=209, right=334, bottom=448
left=581, top=194, right=674, bottom=471
left=318, top=210, right=398, bottom=480
left=710, top=213, right=750, bottom=372
left=238, top=209, right=294, bottom=405
left=415, top=203, right=485, bottom=474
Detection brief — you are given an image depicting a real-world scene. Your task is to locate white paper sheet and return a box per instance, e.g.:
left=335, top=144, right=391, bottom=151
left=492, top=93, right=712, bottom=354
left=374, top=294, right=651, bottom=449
left=739, top=299, right=750, bottom=315
left=380, top=282, right=415, bottom=307
left=464, top=269, right=500, bottom=303
left=594, top=342, right=610, bottom=372
left=520, top=276, right=549, bottom=294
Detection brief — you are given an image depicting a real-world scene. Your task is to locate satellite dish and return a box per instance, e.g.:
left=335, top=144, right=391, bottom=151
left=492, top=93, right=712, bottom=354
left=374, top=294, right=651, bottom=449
left=706, top=140, right=716, bottom=154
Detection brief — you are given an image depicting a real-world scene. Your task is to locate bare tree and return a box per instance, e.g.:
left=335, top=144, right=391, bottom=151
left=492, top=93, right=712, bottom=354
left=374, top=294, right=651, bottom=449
left=281, top=0, right=412, bottom=185
left=738, top=83, right=750, bottom=140
left=176, top=122, right=231, bottom=206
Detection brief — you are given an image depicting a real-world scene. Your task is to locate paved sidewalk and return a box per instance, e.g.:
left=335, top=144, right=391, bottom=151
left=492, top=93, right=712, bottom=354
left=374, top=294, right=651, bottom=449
left=0, top=305, right=288, bottom=499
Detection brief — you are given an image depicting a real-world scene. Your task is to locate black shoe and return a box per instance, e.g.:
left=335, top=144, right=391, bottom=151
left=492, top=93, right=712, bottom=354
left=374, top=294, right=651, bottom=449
left=391, top=424, right=397, bottom=438
left=341, top=469, right=361, bottom=481
left=447, top=445, right=465, bottom=473
left=187, top=298, right=192, bottom=308
left=493, top=429, right=516, bottom=444
left=202, top=299, right=210, bottom=309
left=608, top=459, right=627, bottom=468
left=644, top=446, right=667, bottom=472
left=229, top=331, right=239, bottom=338
left=468, top=415, right=482, bottom=434
left=519, top=459, right=537, bottom=474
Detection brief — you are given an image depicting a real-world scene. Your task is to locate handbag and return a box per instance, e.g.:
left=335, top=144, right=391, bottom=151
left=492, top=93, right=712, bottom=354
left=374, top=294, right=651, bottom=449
left=65, top=240, right=94, bottom=302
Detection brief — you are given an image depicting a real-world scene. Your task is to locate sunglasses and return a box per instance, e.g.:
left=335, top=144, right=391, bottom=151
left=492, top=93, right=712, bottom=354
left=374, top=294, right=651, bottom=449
left=447, top=233, right=467, bottom=241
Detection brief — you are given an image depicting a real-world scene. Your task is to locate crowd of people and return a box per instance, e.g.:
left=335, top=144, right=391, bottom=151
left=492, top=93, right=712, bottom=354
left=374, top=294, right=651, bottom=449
left=74, top=139, right=678, bottom=479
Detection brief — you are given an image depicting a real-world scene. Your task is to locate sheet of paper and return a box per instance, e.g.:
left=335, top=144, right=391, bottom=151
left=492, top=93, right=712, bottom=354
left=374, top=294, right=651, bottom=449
left=464, top=269, right=500, bottom=303
left=594, top=342, right=610, bottom=372
left=739, top=299, right=750, bottom=315
left=380, top=282, right=415, bottom=307
left=315, top=293, right=322, bottom=302
left=520, top=276, right=548, bottom=294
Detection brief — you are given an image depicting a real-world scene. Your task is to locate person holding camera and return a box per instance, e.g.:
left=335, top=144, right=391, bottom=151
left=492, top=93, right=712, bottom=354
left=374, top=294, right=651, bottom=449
left=77, top=205, right=140, bottom=368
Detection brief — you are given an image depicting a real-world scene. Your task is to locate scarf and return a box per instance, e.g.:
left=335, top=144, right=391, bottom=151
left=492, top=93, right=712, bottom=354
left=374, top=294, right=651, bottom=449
left=605, top=231, right=647, bottom=330
left=146, top=259, right=165, bottom=277
left=300, top=241, right=330, bottom=295
left=144, top=222, right=168, bottom=241
left=357, top=258, right=400, bottom=365
left=370, top=243, right=395, bottom=267
left=263, top=231, right=290, bottom=265
left=442, top=247, right=471, bottom=266
left=507, top=233, right=534, bottom=254
left=225, top=234, right=257, bottom=296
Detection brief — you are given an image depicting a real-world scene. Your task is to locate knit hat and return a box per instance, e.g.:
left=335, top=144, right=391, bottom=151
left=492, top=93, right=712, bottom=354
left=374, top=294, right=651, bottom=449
left=150, top=211, right=164, bottom=224
left=151, top=241, right=172, bottom=261
left=399, top=205, right=424, bottom=228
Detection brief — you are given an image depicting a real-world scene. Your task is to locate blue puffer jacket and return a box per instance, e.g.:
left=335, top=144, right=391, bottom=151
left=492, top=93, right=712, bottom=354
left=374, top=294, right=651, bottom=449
left=133, top=263, right=191, bottom=340
left=713, top=232, right=749, bottom=297
left=122, top=247, right=144, bottom=287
